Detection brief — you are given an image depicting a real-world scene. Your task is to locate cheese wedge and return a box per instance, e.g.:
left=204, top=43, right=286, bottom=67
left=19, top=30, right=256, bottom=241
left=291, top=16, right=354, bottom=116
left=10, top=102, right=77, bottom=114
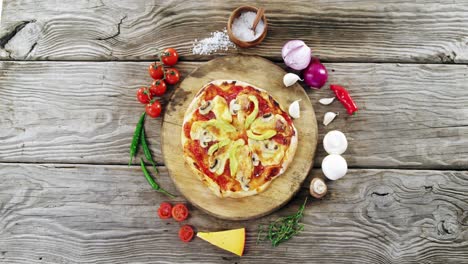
left=196, top=228, right=245, bottom=256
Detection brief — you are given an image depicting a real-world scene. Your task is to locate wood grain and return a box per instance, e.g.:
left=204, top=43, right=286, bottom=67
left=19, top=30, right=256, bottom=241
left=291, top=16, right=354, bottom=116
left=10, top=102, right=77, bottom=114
left=0, top=61, right=467, bottom=169
left=162, top=56, right=317, bottom=220
left=0, top=163, right=467, bottom=263
left=1, top=0, right=468, bottom=63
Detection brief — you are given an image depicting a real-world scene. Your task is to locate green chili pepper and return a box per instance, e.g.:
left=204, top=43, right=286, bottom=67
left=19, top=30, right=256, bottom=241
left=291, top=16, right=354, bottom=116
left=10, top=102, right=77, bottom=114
left=129, top=112, right=146, bottom=166
left=140, top=128, right=159, bottom=174
left=140, top=158, right=175, bottom=198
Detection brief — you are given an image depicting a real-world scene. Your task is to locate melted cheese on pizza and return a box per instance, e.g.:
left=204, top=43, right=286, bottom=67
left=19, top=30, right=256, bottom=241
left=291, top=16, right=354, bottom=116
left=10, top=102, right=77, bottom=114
left=248, top=138, right=286, bottom=166
left=211, top=96, right=232, bottom=123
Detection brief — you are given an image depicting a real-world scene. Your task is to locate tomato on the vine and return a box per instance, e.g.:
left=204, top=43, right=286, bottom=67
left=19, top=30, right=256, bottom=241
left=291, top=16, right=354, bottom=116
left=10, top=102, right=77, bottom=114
left=136, top=87, right=153, bottom=104
left=161, top=48, right=179, bottom=66
left=165, top=68, right=180, bottom=85
left=178, top=225, right=194, bottom=243
left=150, top=79, right=167, bottom=96
left=157, top=202, right=172, bottom=219
left=149, top=62, right=164, bottom=80
left=145, top=100, right=162, bottom=118
left=171, top=203, right=189, bottom=221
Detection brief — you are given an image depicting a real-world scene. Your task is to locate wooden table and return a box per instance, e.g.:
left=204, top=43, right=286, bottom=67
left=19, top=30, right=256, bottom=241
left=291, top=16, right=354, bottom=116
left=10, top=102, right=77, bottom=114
left=0, top=1, right=467, bottom=263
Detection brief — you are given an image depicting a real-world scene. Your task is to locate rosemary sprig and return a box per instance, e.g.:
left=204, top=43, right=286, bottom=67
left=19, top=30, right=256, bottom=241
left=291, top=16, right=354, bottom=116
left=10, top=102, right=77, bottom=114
left=257, top=197, right=308, bottom=247
left=129, top=112, right=146, bottom=166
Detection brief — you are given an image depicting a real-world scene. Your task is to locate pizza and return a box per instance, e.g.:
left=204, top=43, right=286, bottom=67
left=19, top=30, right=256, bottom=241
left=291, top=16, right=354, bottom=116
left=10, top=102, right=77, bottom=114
left=181, top=80, right=298, bottom=198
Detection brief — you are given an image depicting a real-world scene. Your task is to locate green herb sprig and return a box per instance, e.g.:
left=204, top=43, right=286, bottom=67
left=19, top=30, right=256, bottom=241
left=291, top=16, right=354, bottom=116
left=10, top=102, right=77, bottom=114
left=257, top=197, right=308, bottom=247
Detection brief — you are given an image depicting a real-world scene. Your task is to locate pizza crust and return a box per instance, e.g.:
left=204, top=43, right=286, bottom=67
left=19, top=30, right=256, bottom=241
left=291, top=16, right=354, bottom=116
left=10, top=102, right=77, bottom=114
left=181, top=80, right=298, bottom=198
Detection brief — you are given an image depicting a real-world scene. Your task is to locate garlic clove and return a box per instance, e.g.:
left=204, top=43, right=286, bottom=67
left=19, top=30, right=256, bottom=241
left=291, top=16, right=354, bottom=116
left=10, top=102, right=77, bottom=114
left=319, top=97, right=335, bottom=105
left=288, top=100, right=301, bottom=119
left=310, top=178, right=327, bottom=198
left=321, top=154, right=347, bottom=180
left=283, top=73, right=302, bottom=87
left=323, top=130, right=348, bottom=155
left=323, top=112, right=338, bottom=126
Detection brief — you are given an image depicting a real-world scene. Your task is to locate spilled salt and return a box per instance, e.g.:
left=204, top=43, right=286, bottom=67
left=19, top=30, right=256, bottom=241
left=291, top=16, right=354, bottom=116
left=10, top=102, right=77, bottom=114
left=192, top=28, right=236, bottom=55
left=232, top=11, right=265, bottom=42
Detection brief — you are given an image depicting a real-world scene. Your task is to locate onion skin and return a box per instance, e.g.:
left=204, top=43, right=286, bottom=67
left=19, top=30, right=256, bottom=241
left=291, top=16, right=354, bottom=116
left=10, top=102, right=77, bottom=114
left=282, top=40, right=312, bottom=71
left=302, top=58, right=328, bottom=89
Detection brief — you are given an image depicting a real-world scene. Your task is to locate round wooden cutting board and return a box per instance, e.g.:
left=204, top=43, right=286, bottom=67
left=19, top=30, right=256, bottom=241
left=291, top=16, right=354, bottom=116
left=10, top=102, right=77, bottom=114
left=162, top=56, right=318, bottom=220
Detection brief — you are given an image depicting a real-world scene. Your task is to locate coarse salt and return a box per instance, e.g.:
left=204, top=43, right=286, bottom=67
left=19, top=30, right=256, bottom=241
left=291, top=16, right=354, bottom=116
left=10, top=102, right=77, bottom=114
left=232, top=11, right=265, bottom=42
left=192, top=28, right=236, bottom=55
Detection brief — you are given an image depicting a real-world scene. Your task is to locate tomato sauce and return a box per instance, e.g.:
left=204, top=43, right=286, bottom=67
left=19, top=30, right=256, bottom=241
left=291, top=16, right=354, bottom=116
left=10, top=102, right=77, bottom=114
left=272, top=134, right=290, bottom=145
left=202, top=84, right=219, bottom=101
left=265, top=166, right=281, bottom=181
left=253, top=164, right=265, bottom=178
left=257, top=96, right=271, bottom=116
left=187, top=141, right=215, bottom=179
left=194, top=109, right=215, bottom=121
left=183, top=122, right=191, bottom=138
left=224, top=85, right=244, bottom=102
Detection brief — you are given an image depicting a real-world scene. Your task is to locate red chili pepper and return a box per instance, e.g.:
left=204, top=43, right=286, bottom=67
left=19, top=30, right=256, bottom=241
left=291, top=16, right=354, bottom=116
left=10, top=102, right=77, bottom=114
left=330, top=84, right=358, bottom=115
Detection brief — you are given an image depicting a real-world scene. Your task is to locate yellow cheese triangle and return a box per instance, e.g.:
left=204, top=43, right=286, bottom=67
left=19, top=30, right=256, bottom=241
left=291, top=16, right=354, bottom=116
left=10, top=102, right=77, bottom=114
left=197, top=228, right=245, bottom=256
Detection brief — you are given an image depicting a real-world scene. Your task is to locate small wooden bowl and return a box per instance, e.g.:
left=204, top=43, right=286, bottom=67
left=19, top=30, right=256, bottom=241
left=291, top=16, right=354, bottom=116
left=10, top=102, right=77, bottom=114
left=227, top=6, right=268, bottom=48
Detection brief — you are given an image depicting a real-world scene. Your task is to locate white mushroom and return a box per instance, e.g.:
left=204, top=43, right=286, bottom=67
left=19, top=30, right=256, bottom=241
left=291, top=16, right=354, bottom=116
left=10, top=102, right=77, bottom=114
left=199, top=100, right=213, bottom=115
left=229, top=99, right=241, bottom=115
left=310, top=178, right=327, bottom=198
left=252, top=153, right=260, bottom=166
left=238, top=175, right=251, bottom=191
left=321, top=154, right=347, bottom=180
left=199, top=131, right=214, bottom=148
left=209, top=158, right=220, bottom=173
left=262, top=141, right=279, bottom=152
left=323, top=130, right=348, bottom=155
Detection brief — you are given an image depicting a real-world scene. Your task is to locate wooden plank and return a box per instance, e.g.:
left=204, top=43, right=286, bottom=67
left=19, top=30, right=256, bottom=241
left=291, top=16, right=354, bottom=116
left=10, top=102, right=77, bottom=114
left=1, top=0, right=468, bottom=62
left=0, top=163, right=467, bottom=263
left=1, top=61, right=467, bottom=169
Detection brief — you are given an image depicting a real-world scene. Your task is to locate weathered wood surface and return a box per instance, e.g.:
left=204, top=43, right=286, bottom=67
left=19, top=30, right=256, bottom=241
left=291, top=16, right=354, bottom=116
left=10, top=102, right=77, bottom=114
left=1, top=61, right=467, bottom=169
left=162, top=56, right=317, bottom=220
left=0, top=163, right=467, bottom=263
left=1, top=0, right=468, bottom=63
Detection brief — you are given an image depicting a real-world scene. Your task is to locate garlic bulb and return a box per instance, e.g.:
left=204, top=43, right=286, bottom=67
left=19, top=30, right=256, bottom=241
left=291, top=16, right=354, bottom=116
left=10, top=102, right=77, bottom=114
left=283, top=73, right=302, bottom=87
left=319, top=97, right=335, bottom=105
left=323, top=112, right=338, bottom=126
left=323, top=130, right=348, bottom=155
left=289, top=100, right=301, bottom=119
left=321, top=154, right=347, bottom=180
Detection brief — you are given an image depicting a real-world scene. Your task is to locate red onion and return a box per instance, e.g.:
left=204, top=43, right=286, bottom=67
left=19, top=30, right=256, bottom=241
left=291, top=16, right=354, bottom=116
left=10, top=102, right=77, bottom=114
left=281, top=40, right=311, bottom=71
left=302, top=58, right=328, bottom=89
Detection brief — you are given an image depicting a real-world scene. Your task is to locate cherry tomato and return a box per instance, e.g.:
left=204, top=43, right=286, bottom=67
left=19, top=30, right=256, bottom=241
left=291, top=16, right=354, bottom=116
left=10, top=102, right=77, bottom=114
left=171, top=203, right=189, bottom=221
left=161, top=48, right=179, bottom=66
left=165, top=68, right=180, bottom=85
left=157, top=202, right=172, bottom=219
left=178, top=225, right=194, bottom=243
left=145, top=100, right=162, bottom=118
left=149, top=62, right=164, bottom=80
left=136, top=87, right=152, bottom=104
left=150, top=79, right=167, bottom=96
